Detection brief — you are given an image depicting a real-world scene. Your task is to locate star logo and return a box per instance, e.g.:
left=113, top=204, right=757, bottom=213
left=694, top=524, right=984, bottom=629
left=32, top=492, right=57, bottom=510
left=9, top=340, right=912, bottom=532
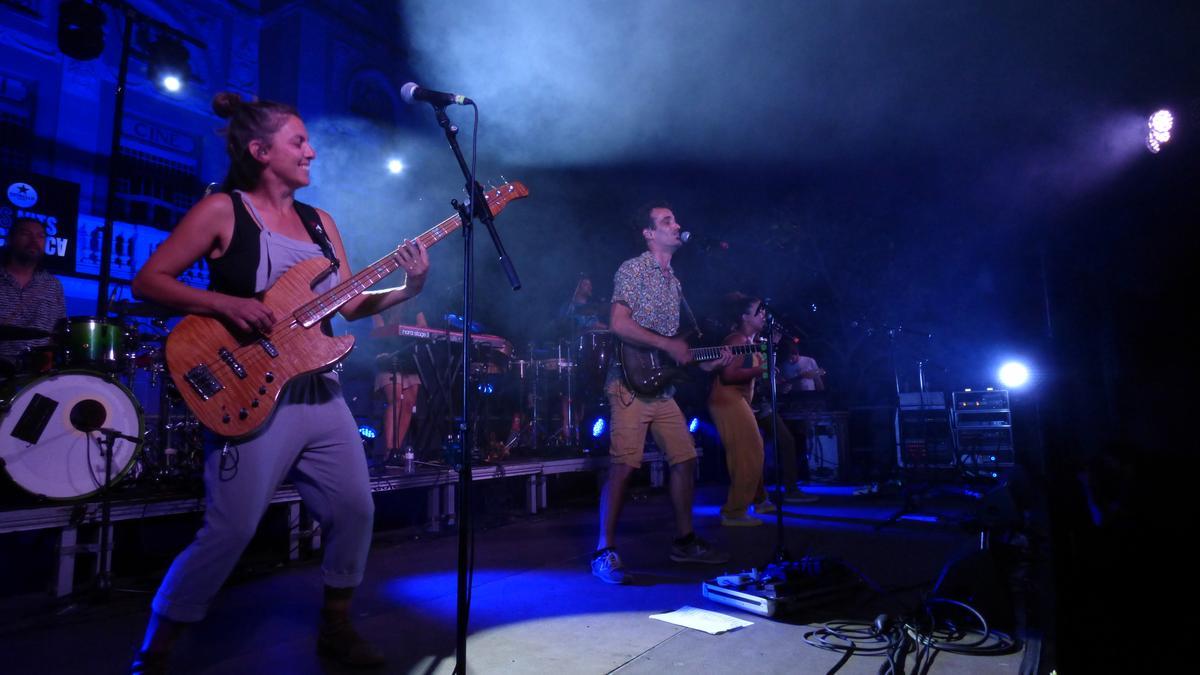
left=7, top=182, right=38, bottom=209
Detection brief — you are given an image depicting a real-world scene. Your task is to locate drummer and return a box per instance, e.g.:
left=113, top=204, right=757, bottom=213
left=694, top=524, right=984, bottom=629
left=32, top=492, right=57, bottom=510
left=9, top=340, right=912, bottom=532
left=553, top=275, right=607, bottom=444
left=559, top=275, right=607, bottom=331
left=0, top=217, right=66, bottom=378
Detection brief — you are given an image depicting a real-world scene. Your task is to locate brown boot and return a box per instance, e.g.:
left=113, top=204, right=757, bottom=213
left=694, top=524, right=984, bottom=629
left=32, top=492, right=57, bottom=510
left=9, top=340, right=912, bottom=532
left=317, top=613, right=385, bottom=668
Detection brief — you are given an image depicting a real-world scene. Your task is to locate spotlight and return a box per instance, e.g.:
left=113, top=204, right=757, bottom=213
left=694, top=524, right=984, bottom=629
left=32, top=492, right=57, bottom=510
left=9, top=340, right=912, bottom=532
left=58, top=0, right=107, bottom=61
left=1146, top=109, right=1174, bottom=153
left=358, top=425, right=378, bottom=440
left=387, top=159, right=404, bottom=174
left=147, top=35, right=191, bottom=94
left=688, top=417, right=700, bottom=433
left=997, top=361, right=1030, bottom=389
left=591, top=418, right=607, bottom=438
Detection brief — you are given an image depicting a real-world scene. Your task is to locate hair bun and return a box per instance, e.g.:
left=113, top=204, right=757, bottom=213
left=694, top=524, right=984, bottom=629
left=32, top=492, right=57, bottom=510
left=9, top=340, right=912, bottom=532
left=211, top=92, right=244, bottom=119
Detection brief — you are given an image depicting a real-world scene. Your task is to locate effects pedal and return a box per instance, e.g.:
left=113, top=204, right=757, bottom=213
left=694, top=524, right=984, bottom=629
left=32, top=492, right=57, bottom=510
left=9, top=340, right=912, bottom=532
left=701, top=557, right=859, bottom=617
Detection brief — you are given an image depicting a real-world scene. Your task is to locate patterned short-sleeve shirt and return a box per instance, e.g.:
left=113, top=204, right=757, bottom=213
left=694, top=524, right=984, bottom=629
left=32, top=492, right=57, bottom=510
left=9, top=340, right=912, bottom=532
left=611, top=250, right=681, bottom=337
left=0, top=268, right=66, bottom=361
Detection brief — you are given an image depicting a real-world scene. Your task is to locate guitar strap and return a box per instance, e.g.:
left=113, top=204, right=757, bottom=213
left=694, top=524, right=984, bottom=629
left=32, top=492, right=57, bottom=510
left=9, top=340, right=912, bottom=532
left=679, top=288, right=703, bottom=339
left=294, top=200, right=340, bottom=271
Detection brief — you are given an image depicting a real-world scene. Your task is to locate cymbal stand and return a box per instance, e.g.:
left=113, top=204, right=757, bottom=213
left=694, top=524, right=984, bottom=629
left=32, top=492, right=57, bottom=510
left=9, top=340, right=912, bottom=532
left=547, top=341, right=578, bottom=447
left=153, top=361, right=172, bottom=479
left=529, top=345, right=543, bottom=451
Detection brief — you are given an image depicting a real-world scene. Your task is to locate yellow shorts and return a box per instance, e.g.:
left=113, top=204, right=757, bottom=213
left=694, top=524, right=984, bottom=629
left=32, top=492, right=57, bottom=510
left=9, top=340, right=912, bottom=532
left=605, top=378, right=697, bottom=468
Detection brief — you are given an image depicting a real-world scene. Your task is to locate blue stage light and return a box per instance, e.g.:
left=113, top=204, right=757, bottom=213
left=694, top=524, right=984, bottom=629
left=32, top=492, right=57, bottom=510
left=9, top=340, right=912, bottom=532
left=358, top=425, right=378, bottom=439
left=387, top=158, right=404, bottom=174
left=591, top=418, right=607, bottom=438
left=997, top=361, right=1030, bottom=388
left=688, top=417, right=700, bottom=433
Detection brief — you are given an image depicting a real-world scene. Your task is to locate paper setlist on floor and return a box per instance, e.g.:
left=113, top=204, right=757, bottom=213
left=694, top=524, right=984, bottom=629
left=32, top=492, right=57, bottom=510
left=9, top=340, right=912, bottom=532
left=649, top=606, right=754, bottom=635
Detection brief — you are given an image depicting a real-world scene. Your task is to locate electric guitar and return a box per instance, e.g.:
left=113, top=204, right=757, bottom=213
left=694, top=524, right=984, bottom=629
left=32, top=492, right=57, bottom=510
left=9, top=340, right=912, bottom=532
left=165, top=181, right=529, bottom=438
left=619, top=336, right=766, bottom=397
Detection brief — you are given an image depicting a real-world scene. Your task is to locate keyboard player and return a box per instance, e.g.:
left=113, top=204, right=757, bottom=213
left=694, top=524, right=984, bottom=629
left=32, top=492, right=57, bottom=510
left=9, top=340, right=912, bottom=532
left=372, top=303, right=427, bottom=464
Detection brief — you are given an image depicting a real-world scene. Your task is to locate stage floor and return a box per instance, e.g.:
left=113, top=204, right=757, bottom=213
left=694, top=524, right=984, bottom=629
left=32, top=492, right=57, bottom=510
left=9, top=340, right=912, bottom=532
left=0, top=480, right=1031, bottom=674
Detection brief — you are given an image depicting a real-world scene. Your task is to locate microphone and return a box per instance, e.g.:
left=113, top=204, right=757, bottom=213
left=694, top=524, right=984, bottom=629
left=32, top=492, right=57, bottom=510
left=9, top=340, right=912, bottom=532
left=97, top=427, right=142, bottom=444
left=400, top=82, right=473, bottom=106
left=679, top=231, right=730, bottom=250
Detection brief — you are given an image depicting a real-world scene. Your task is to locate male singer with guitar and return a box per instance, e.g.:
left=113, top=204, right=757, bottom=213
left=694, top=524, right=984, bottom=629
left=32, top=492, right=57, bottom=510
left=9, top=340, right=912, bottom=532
left=591, top=202, right=733, bottom=584
left=128, top=93, right=428, bottom=672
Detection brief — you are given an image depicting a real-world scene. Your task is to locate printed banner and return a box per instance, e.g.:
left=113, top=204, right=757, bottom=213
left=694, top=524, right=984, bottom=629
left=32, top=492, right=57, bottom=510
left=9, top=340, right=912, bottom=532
left=0, top=172, right=81, bottom=275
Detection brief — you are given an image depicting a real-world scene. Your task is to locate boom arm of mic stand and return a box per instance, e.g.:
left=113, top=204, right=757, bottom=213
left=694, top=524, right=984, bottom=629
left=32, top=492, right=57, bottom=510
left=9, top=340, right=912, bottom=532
left=96, top=428, right=142, bottom=444
left=471, top=183, right=521, bottom=291
left=433, top=104, right=521, bottom=291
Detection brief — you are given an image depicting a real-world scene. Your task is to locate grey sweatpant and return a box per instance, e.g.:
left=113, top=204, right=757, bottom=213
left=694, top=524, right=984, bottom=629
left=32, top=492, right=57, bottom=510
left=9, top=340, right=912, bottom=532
left=151, top=377, right=373, bottom=622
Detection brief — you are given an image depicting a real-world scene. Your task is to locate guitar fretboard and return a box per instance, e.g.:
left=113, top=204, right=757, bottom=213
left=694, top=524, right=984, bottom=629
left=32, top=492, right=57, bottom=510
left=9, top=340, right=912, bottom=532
left=292, top=183, right=525, bottom=328
left=690, top=343, right=764, bottom=362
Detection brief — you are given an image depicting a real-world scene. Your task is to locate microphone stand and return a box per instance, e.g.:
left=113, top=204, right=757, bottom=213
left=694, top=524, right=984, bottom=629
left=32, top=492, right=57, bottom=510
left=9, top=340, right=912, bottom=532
left=91, top=427, right=142, bottom=599
left=760, top=301, right=794, bottom=563
left=428, top=102, right=521, bottom=675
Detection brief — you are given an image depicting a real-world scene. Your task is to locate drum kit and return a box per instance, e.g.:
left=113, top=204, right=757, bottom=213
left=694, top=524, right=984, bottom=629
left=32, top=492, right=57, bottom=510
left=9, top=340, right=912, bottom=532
left=0, top=305, right=200, bottom=503
left=494, top=328, right=614, bottom=453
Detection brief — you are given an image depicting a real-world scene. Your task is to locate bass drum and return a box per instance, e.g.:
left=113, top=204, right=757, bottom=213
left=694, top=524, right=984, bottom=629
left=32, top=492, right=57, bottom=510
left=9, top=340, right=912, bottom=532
left=0, top=371, right=143, bottom=500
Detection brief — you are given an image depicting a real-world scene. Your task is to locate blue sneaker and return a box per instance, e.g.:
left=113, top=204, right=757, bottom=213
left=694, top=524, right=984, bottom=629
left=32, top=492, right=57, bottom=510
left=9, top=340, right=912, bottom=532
left=591, top=548, right=632, bottom=584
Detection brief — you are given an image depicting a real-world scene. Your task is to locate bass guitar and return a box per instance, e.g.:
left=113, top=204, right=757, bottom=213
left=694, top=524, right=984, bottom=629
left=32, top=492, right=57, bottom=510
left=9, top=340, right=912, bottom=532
left=619, top=337, right=765, bottom=397
left=165, top=181, right=529, bottom=437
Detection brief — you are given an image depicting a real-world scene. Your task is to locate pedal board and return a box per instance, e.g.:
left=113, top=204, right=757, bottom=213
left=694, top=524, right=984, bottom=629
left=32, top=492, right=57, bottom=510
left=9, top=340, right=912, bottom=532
left=701, top=557, right=860, bottom=617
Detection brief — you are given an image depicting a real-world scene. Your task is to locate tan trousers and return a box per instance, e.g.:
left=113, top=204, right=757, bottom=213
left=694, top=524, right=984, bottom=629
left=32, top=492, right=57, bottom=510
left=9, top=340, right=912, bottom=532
left=709, top=386, right=766, bottom=518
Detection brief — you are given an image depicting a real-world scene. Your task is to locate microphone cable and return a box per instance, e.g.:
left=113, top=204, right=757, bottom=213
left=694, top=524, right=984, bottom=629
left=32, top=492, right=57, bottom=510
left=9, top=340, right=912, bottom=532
left=802, top=596, right=1018, bottom=675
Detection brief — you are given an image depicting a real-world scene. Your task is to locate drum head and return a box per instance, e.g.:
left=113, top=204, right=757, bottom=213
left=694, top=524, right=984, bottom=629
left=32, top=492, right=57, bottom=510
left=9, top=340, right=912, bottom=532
left=0, top=371, right=143, bottom=500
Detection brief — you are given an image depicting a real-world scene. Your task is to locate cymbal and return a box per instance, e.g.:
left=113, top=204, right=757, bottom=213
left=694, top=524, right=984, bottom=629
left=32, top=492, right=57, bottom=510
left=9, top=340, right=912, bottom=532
left=0, top=324, right=53, bottom=341
left=111, top=300, right=180, bottom=318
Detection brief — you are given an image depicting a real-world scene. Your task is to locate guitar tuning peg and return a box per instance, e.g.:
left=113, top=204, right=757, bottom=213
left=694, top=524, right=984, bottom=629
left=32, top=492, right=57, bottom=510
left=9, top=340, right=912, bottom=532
left=499, top=174, right=508, bottom=185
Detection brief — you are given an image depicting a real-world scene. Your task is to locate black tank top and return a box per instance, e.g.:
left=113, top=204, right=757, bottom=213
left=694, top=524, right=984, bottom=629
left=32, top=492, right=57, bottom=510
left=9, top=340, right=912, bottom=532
left=207, top=192, right=325, bottom=298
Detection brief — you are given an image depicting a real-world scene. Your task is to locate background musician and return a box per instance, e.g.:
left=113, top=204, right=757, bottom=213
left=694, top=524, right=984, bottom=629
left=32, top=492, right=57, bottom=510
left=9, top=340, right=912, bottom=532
left=708, top=293, right=773, bottom=526
left=559, top=274, right=607, bottom=331
left=0, top=217, right=65, bottom=379
left=372, top=301, right=428, bottom=466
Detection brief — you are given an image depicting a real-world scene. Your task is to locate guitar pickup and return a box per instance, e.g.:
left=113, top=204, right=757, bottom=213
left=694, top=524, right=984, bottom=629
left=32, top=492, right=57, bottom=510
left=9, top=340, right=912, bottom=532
left=218, top=347, right=248, bottom=379
left=184, top=365, right=224, bottom=400
left=258, top=338, right=279, bottom=358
